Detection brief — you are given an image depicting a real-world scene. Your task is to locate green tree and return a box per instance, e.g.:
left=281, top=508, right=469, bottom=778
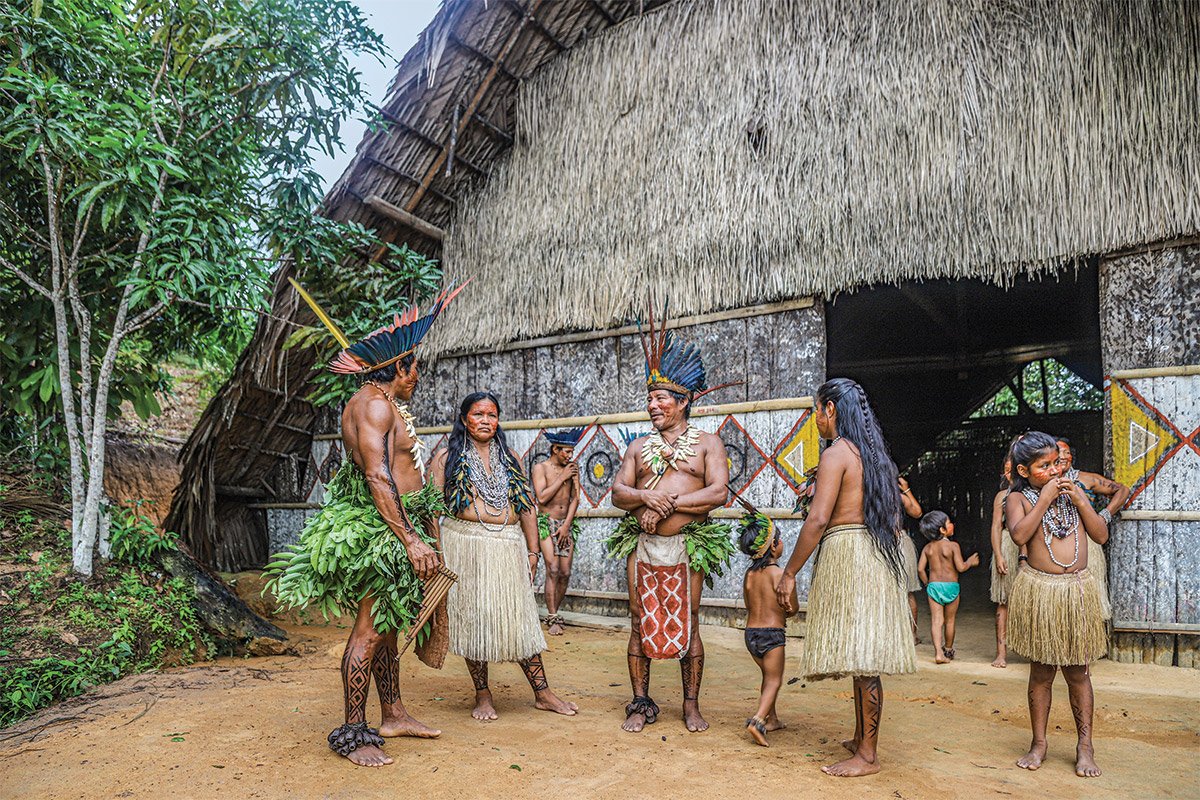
left=0, top=0, right=409, bottom=575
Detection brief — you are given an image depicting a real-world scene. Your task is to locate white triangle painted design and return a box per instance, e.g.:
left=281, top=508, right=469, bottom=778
left=1128, top=420, right=1160, bottom=464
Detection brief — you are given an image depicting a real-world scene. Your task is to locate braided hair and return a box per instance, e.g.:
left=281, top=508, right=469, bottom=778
left=816, top=378, right=905, bottom=582
left=443, top=391, right=533, bottom=513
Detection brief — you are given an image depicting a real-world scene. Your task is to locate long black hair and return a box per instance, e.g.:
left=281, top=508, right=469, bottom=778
left=1007, top=431, right=1059, bottom=493
left=442, top=391, right=528, bottom=509
left=817, top=378, right=904, bottom=581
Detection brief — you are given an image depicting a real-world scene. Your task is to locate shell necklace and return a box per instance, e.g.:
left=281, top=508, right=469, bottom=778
left=465, top=438, right=511, bottom=531
left=370, top=382, right=426, bottom=480
left=642, top=424, right=700, bottom=490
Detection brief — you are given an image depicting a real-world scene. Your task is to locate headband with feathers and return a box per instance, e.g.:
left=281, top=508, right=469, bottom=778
left=289, top=278, right=468, bottom=374
left=638, top=302, right=739, bottom=401
left=545, top=427, right=586, bottom=448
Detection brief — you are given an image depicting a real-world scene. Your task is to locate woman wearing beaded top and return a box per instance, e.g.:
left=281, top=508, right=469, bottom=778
left=1005, top=431, right=1108, bottom=778
left=429, top=392, right=578, bottom=721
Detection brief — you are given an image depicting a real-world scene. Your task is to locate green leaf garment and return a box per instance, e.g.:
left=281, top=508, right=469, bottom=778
left=537, top=513, right=581, bottom=542
left=603, top=514, right=736, bottom=589
left=264, top=462, right=446, bottom=637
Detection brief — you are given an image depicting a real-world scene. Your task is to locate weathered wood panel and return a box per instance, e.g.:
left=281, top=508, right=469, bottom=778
left=1100, top=244, right=1200, bottom=666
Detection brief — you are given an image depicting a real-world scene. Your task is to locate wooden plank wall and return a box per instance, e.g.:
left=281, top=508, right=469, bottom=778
left=412, top=305, right=827, bottom=423
left=1100, top=244, right=1200, bottom=666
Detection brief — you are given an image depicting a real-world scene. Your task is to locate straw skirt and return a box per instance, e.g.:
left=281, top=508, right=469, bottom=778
left=989, top=529, right=1020, bottom=604
left=801, top=525, right=917, bottom=681
left=441, top=517, right=546, bottom=663
left=1008, top=567, right=1108, bottom=666
left=1087, top=536, right=1112, bottom=621
left=899, top=533, right=922, bottom=593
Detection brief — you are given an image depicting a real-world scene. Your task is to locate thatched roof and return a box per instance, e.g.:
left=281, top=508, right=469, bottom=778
left=169, top=0, right=1200, bottom=570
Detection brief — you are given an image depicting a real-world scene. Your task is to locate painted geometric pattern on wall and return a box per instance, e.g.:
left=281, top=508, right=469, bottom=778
left=415, top=405, right=819, bottom=510
left=1108, top=375, right=1199, bottom=509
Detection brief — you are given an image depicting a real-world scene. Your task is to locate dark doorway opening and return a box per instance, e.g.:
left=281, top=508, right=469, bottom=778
left=824, top=265, right=1105, bottom=610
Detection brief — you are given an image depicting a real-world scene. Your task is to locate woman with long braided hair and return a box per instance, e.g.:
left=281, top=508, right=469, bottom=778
left=429, top=392, right=577, bottom=721
left=775, top=378, right=915, bottom=777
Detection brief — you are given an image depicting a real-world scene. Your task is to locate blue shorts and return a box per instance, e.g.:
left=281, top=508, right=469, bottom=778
left=927, top=581, right=961, bottom=606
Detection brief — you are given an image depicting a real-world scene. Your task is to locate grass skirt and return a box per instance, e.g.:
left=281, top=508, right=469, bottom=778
left=899, top=533, right=921, bottom=593
left=1088, top=536, right=1112, bottom=620
left=264, top=466, right=444, bottom=638
left=989, top=529, right=1020, bottom=604
left=441, top=517, right=546, bottom=663
left=801, top=524, right=917, bottom=681
left=1008, top=567, right=1108, bottom=665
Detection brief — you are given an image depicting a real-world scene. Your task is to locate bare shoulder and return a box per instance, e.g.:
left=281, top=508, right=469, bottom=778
left=698, top=430, right=725, bottom=450
left=349, top=391, right=393, bottom=425
left=531, top=459, right=547, bottom=477
left=429, top=448, right=449, bottom=469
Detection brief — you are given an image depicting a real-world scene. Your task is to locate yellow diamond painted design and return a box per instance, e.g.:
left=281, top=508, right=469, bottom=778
left=1110, top=381, right=1178, bottom=492
left=773, top=411, right=821, bottom=490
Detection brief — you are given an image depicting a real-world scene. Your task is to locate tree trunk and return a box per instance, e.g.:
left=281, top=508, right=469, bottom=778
left=158, top=546, right=290, bottom=656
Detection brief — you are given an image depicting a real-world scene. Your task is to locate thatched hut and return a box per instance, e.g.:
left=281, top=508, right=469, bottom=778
left=168, top=0, right=1200, bottom=665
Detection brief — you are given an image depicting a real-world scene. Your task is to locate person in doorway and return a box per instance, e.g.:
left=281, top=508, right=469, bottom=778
left=533, top=427, right=584, bottom=635
left=429, top=392, right=578, bottom=721
left=608, top=307, right=736, bottom=734
left=266, top=282, right=466, bottom=766
left=1057, top=437, right=1127, bottom=623
left=897, top=475, right=924, bottom=644
left=775, top=378, right=916, bottom=777
left=989, top=453, right=1021, bottom=668
left=917, top=510, right=980, bottom=663
left=1006, top=432, right=1108, bottom=778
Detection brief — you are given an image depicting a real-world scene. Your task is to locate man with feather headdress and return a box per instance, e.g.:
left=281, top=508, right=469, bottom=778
left=265, top=280, right=465, bottom=767
left=608, top=307, right=736, bottom=734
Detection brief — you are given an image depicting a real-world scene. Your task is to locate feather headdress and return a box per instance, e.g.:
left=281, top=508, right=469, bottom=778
left=545, top=427, right=586, bottom=448
left=731, top=486, right=776, bottom=559
left=289, top=278, right=468, bottom=374
left=638, top=302, right=739, bottom=400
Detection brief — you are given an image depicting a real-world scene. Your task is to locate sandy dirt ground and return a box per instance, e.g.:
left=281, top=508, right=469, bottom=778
left=2, top=607, right=1196, bottom=800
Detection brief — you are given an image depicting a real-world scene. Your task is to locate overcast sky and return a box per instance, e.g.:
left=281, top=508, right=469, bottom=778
left=311, top=0, right=443, bottom=192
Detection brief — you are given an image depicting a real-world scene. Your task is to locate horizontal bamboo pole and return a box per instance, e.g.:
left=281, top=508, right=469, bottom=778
left=416, top=395, right=814, bottom=435
left=1120, top=510, right=1200, bottom=522
left=436, top=297, right=816, bottom=358
left=1109, top=364, right=1200, bottom=379
left=1112, top=620, right=1200, bottom=634
left=574, top=507, right=802, bottom=520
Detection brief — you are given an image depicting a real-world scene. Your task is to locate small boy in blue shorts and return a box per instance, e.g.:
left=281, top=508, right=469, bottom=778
left=917, top=511, right=980, bottom=664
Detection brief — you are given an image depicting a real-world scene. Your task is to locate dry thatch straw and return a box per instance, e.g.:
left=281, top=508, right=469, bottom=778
left=427, top=0, right=1200, bottom=356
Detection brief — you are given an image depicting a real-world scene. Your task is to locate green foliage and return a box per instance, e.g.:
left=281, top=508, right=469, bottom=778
left=604, top=515, right=734, bottom=589
left=108, top=502, right=179, bottom=566
left=0, top=564, right=208, bottom=727
left=265, top=473, right=444, bottom=636
left=971, top=359, right=1103, bottom=418
left=0, top=0, right=413, bottom=482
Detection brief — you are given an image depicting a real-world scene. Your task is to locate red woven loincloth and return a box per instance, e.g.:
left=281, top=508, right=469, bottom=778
left=635, top=534, right=692, bottom=659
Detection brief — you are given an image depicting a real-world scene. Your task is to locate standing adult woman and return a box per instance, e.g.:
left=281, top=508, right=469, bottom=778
left=429, top=392, right=577, bottom=721
left=775, top=379, right=916, bottom=777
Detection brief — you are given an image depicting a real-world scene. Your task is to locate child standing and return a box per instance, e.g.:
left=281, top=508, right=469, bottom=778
left=917, top=511, right=980, bottom=664
left=1005, top=431, right=1108, bottom=778
left=739, top=517, right=795, bottom=746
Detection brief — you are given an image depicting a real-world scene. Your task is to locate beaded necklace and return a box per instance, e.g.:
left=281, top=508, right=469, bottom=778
left=1021, top=485, right=1080, bottom=569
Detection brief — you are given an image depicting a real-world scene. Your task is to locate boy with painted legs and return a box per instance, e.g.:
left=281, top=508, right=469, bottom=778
left=916, top=511, right=979, bottom=663
left=1005, top=432, right=1108, bottom=778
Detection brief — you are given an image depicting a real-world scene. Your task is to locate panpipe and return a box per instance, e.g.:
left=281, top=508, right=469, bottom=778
left=397, top=564, right=458, bottom=659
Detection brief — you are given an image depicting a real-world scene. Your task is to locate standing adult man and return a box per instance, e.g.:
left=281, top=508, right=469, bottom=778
left=267, top=282, right=465, bottom=766
left=608, top=313, right=734, bottom=734
left=533, top=428, right=584, bottom=636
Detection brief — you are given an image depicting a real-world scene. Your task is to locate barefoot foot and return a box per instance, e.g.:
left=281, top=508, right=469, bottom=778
left=765, top=717, right=787, bottom=732
left=472, top=691, right=499, bottom=721
left=378, top=714, right=441, bottom=739
left=534, top=689, right=577, bottom=716
left=935, top=652, right=950, bottom=664
left=821, top=753, right=879, bottom=777
left=841, top=739, right=860, bottom=755
left=1076, top=746, right=1102, bottom=777
left=746, top=717, right=769, bottom=747
left=1017, top=741, right=1047, bottom=770
left=622, top=711, right=648, bottom=733
left=345, top=745, right=393, bottom=767
left=548, top=621, right=565, bottom=636
left=991, top=655, right=1007, bottom=668
left=683, top=701, right=709, bottom=733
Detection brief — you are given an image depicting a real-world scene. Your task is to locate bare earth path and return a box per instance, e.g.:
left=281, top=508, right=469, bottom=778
left=2, top=611, right=1197, bottom=800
